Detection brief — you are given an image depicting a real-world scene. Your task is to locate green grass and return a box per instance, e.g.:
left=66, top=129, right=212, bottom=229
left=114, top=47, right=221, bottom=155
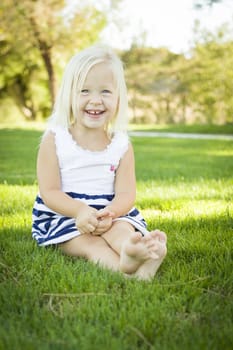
left=0, top=128, right=232, bottom=350
left=129, top=123, right=233, bottom=135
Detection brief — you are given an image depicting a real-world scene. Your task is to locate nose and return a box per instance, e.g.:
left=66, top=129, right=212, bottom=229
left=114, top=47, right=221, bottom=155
left=90, top=92, right=102, bottom=105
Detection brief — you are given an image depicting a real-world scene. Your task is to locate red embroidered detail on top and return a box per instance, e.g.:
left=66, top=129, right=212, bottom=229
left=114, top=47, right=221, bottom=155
left=110, top=165, right=115, bottom=171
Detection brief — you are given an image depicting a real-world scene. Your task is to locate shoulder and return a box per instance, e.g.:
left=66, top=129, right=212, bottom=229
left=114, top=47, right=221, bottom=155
left=40, top=129, right=53, bottom=144
left=111, top=131, right=130, bottom=158
left=44, top=125, right=66, bottom=137
left=38, top=131, right=56, bottom=160
left=112, top=131, right=131, bottom=148
left=41, top=126, right=69, bottom=146
left=37, top=130, right=59, bottom=171
left=39, top=126, right=65, bottom=153
left=113, top=131, right=129, bottom=141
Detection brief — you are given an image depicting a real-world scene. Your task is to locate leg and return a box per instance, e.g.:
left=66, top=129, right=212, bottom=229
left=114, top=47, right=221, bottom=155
left=59, top=233, right=120, bottom=272
left=102, top=221, right=167, bottom=276
left=133, top=230, right=167, bottom=280
left=103, top=221, right=147, bottom=273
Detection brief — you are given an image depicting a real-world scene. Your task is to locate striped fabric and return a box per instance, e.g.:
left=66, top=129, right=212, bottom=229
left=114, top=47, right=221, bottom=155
left=32, top=192, right=147, bottom=246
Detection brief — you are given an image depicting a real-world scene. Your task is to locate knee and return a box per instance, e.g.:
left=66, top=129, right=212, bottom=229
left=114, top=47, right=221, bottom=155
left=59, top=234, right=94, bottom=257
left=61, top=234, right=109, bottom=260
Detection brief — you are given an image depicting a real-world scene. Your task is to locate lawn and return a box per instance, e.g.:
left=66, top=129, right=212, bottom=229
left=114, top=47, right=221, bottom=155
left=0, top=127, right=232, bottom=350
left=129, top=123, right=233, bottom=135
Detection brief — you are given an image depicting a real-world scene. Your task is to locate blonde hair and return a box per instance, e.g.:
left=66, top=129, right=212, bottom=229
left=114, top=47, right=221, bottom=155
left=49, top=45, right=128, bottom=132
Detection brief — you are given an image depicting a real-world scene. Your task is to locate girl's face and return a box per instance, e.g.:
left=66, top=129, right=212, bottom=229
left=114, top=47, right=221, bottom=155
left=76, top=62, right=118, bottom=130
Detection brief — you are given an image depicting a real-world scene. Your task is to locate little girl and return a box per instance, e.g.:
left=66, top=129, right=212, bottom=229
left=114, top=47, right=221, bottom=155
left=32, top=45, right=167, bottom=280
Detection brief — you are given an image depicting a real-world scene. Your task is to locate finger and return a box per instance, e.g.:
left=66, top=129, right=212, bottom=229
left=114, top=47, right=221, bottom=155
left=94, top=226, right=110, bottom=235
left=97, top=208, right=115, bottom=219
left=89, top=217, right=99, bottom=226
left=88, top=224, right=96, bottom=233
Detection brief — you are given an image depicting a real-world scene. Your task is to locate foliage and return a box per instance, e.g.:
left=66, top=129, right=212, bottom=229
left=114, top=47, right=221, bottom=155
left=185, top=23, right=233, bottom=124
left=121, top=47, right=182, bottom=123
left=0, top=0, right=107, bottom=119
left=120, top=23, right=233, bottom=125
left=0, top=127, right=232, bottom=349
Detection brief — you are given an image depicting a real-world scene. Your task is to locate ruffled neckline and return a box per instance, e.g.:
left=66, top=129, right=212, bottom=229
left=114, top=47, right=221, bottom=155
left=66, top=128, right=118, bottom=154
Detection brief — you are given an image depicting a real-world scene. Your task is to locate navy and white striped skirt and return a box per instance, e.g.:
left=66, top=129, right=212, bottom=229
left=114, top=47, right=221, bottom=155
left=32, top=192, right=148, bottom=246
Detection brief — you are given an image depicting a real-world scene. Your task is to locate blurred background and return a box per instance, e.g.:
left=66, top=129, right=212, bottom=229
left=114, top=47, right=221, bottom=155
left=0, top=0, right=233, bottom=127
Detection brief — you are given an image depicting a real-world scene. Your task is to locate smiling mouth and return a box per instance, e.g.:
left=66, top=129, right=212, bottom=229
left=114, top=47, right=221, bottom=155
left=85, top=109, right=105, bottom=116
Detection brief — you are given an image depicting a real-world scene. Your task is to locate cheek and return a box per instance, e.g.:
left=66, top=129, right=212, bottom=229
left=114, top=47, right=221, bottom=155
left=77, top=98, right=88, bottom=112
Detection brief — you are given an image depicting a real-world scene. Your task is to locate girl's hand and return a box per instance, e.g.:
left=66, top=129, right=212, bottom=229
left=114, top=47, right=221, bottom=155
left=92, top=216, right=113, bottom=235
left=75, top=206, right=98, bottom=234
left=92, top=208, right=115, bottom=235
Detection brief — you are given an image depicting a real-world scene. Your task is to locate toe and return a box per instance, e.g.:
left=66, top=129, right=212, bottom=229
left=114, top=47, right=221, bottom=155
left=159, top=231, right=167, bottom=243
left=151, top=230, right=167, bottom=243
left=149, top=251, right=160, bottom=259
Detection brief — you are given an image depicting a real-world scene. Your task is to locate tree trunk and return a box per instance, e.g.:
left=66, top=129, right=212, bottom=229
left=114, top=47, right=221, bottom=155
left=29, top=16, right=56, bottom=106
left=39, top=45, right=56, bottom=105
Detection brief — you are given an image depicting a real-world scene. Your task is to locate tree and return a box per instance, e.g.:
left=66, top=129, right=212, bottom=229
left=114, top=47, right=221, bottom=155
left=121, top=29, right=233, bottom=125
left=0, top=0, right=108, bottom=119
left=0, top=33, right=41, bottom=120
left=121, top=46, right=186, bottom=124
left=189, top=39, right=233, bottom=123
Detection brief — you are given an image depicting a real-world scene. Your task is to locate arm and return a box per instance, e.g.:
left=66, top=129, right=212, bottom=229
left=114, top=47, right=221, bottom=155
left=104, top=142, right=136, bottom=219
left=92, top=142, right=136, bottom=232
left=37, top=132, right=98, bottom=233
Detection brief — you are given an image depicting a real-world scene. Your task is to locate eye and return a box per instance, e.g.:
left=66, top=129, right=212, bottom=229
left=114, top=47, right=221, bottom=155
left=80, top=89, right=89, bottom=95
left=102, top=89, right=111, bottom=94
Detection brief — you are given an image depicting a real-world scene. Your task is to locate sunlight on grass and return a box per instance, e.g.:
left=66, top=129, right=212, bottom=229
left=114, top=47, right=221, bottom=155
left=0, top=184, right=37, bottom=211
left=137, top=180, right=232, bottom=202
left=143, top=200, right=232, bottom=224
left=205, top=150, right=233, bottom=156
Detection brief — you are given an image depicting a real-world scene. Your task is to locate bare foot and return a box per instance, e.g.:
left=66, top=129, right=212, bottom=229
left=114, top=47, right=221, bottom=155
left=133, top=230, right=167, bottom=281
left=120, top=231, right=165, bottom=274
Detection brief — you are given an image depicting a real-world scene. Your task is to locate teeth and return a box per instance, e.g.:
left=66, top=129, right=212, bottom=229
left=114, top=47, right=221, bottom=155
left=87, top=110, right=102, bottom=115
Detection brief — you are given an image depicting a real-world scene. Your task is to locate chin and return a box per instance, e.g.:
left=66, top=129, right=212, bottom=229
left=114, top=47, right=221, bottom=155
left=85, top=116, right=108, bottom=127
left=84, top=121, right=105, bottom=129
